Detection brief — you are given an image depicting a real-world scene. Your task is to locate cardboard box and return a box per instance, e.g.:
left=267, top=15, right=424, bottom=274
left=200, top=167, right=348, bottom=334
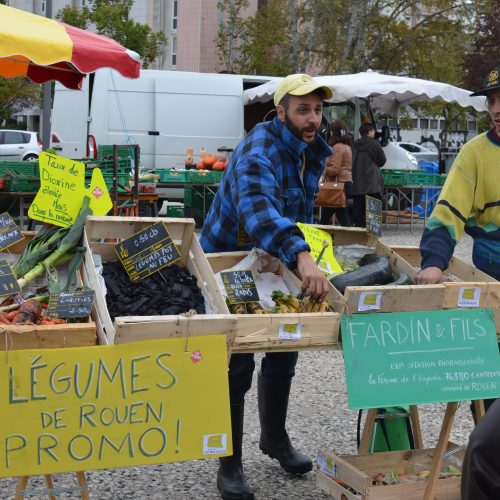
left=0, top=232, right=96, bottom=350
left=82, top=216, right=230, bottom=346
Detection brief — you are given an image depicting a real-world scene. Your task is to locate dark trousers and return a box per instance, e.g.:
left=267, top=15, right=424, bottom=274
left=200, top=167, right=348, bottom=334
left=228, top=352, right=298, bottom=404
left=462, top=398, right=500, bottom=499
left=352, top=192, right=381, bottom=227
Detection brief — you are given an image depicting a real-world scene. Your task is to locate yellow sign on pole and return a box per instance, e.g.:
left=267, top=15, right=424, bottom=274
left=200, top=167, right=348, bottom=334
left=28, top=152, right=113, bottom=227
left=296, top=222, right=343, bottom=275
left=0, top=336, right=231, bottom=477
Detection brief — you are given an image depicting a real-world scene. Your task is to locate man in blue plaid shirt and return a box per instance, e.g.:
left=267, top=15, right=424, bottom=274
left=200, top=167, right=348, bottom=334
left=200, top=74, right=333, bottom=500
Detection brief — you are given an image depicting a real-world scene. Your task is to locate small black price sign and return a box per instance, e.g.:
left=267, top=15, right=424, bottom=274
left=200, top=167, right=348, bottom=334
left=114, top=222, right=181, bottom=281
left=47, top=289, right=95, bottom=318
left=0, top=212, right=24, bottom=251
left=0, top=260, right=21, bottom=297
left=366, top=196, right=382, bottom=238
left=221, top=270, right=260, bottom=304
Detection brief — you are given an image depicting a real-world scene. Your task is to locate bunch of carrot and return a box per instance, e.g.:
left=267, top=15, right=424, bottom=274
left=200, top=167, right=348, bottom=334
left=0, top=298, right=66, bottom=326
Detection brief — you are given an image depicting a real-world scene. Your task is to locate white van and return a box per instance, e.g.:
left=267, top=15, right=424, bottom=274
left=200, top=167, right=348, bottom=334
left=51, top=69, right=270, bottom=168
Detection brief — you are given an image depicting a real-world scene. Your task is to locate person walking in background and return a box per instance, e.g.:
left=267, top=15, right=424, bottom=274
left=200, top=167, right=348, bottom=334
left=351, top=123, right=386, bottom=227
left=319, top=120, right=353, bottom=226
left=200, top=73, right=333, bottom=500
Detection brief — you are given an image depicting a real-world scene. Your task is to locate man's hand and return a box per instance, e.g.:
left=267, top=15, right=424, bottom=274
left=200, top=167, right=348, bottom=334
left=416, top=266, right=443, bottom=284
left=296, top=251, right=330, bottom=300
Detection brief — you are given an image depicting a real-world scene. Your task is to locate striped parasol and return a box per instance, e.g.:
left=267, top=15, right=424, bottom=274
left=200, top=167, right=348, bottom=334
left=0, top=4, right=140, bottom=89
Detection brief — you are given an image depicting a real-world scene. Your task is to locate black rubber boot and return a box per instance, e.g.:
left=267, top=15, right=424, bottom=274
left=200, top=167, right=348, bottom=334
left=217, top=403, right=254, bottom=500
left=257, top=373, right=312, bottom=474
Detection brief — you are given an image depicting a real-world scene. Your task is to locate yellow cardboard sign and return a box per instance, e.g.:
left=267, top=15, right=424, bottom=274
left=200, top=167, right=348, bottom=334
left=0, top=336, right=231, bottom=477
left=28, top=152, right=113, bottom=227
left=296, top=222, right=343, bottom=275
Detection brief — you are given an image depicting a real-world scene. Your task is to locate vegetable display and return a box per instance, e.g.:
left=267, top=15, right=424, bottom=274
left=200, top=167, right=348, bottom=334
left=102, top=261, right=206, bottom=320
left=225, top=290, right=333, bottom=314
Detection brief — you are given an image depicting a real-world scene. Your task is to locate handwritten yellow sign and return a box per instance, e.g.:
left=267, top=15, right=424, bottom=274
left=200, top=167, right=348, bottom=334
left=296, top=222, right=343, bottom=275
left=28, top=152, right=112, bottom=227
left=0, top=336, right=231, bottom=477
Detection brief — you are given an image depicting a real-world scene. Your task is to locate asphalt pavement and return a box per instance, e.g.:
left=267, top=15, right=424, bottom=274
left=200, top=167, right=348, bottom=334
left=0, top=225, right=477, bottom=499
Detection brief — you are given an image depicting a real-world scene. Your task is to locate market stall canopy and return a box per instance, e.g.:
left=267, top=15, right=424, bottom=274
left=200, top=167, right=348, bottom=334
left=0, top=4, right=140, bottom=89
left=243, top=71, right=486, bottom=113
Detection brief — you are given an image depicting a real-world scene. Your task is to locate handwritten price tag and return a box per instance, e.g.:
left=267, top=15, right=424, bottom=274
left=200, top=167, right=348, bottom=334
left=221, top=270, right=259, bottom=304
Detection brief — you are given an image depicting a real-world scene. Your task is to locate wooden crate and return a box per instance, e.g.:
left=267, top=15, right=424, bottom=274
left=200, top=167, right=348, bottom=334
left=82, top=216, right=230, bottom=346
left=316, top=446, right=463, bottom=500
left=390, top=246, right=500, bottom=333
left=0, top=232, right=96, bottom=350
left=206, top=251, right=344, bottom=353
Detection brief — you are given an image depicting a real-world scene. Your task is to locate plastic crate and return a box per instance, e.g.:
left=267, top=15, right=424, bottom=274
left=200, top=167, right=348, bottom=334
left=381, top=170, right=411, bottom=186
left=0, top=161, right=39, bottom=178
left=187, top=170, right=216, bottom=184
left=158, top=169, right=188, bottom=183
left=407, top=172, right=446, bottom=187
left=184, top=186, right=193, bottom=206
left=6, top=176, right=40, bottom=192
left=97, top=145, right=139, bottom=163
left=166, top=202, right=184, bottom=217
left=211, top=170, right=225, bottom=183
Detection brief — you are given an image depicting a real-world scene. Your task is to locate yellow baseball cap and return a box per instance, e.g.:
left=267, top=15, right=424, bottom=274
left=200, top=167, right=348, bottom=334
left=274, top=73, right=333, bottom=106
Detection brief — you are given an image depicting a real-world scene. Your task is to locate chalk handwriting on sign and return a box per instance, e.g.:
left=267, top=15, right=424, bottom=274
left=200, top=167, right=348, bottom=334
left=221, top=270, right=259, bottom=304
left=0, top=336, right=231, bottom=477
left=47, top=290, right=95, bottom=318
left=296, top=223, right=343, bottom=275
left=114, top=222, right=181, bottom=281
left=342, top=308, right=500, bottom=409
left=0, top=260, right=21, bottom=297
left=28, top=152, right=112, bottom=227
left=0, top=213, right=24, bottom=251
left=365, top=196, right=382, bottom=238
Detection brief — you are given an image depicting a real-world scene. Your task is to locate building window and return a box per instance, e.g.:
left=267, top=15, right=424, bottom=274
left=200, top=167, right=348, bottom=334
left=173, top=0, right=178, bottom=30
left=430, top=119, right=438, bottom=129
left=420, top=119, right=429, bottom=129
left=411, top=119, right=419, bottom=129
left=439, top=119, right=445, bottom=129
left=467, top=121, right=477, bottom=131
left=171, top=36, right=177, bottom=66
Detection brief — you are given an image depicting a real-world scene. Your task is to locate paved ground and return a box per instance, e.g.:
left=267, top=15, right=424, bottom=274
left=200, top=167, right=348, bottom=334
left=0, top=224, right=477, bottom=499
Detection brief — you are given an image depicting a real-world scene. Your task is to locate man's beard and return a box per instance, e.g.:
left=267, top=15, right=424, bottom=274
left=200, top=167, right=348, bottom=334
left=285, top=113, right=317, bottom=143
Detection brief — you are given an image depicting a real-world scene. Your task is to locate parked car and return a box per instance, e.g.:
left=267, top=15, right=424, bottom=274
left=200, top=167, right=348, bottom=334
left=392, top=141, right=439, bottom=164
left=0, top=129, right=42, bottom=161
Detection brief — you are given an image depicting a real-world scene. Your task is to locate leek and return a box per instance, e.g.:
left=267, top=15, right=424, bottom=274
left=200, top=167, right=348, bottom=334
left=16, top=197, right=92, bottom=290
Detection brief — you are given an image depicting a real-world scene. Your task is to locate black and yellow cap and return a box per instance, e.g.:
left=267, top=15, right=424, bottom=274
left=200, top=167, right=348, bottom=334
left=470, top=66, right=500, bottom=96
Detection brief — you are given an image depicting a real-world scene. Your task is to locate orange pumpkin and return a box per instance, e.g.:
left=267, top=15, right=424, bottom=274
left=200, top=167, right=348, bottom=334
left=196, top=161, right=205, bottom=170
left=202, top=154, right=217, bottom=168
left=212, top=161, right=227, bottom=171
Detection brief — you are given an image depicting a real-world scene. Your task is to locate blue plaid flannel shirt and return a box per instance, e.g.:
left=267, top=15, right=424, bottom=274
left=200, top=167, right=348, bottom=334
left=199, top=116, right=332, bottom=269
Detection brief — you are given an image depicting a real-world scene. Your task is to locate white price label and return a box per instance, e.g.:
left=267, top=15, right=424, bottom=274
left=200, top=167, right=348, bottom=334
left=279, top=323, right=302, bottom=340
left=358, top=291, right=383, bottom=311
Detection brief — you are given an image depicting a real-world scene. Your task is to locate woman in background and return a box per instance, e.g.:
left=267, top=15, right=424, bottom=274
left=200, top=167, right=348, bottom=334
left=319, top=120, right=353, bottom=226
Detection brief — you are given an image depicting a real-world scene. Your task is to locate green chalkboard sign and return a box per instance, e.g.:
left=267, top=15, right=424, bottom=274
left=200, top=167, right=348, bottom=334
left=342, top=308, right=500, bottom=409
left=114, top=222, right=181, bottom=281
left=365, top=196, right=382, bottom=237
left=0, top=213, right=24, bottom=252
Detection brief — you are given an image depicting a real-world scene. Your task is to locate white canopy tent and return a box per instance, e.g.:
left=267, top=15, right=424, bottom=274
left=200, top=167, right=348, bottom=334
left=243, top=70, right=486, bottom=114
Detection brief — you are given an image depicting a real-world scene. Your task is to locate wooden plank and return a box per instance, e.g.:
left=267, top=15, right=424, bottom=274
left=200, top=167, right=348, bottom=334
left=409, top=405, right=424, bottom=449
left=232, top=313, right=341, bottom=352
left=345, top=285, right=445, bottom=314
left=0, top=324, right=96, bottom=350
left=313, top=225, right=370, bottom=246
left=423, top=402, right=458, bottom=500
left=358, top=408, right=377, bottom=454
left=318, top=449, right=372, bottom=495
left=316, top=471, right=363, bottom=500
left=443, top=282, right=500, bottom=309
left=113, top=315, right=236, bottom=346
left=366, top=478, right=461, bottom=500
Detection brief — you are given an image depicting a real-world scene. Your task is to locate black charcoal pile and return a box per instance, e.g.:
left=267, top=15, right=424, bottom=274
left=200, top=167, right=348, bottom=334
left=102, top=261, right=206, bottom=320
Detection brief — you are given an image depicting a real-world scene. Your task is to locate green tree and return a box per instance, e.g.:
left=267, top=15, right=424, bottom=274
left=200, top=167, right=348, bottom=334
left=57, top=0, right=166, bottom=68
left=0, top=78, right=41, bottom=125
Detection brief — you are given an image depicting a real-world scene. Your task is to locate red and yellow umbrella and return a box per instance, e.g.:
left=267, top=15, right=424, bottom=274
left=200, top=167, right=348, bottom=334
left=0, top=4, right=140, bottom=88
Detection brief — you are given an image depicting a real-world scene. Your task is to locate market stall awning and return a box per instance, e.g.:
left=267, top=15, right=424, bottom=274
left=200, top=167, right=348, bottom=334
left=0, top=4, right=140, bottom=89
left=244, top=71, right=486, bottom=113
